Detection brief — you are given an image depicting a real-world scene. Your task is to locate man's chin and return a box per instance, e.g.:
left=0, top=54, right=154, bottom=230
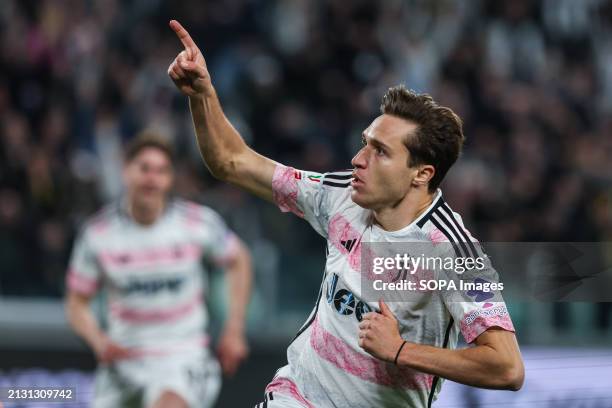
left=351, top=190, right=374, bottom=209
left=133, top=193, right=164, bottom=208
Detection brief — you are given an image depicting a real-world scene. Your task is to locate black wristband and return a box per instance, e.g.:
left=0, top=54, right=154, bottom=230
left=394, top=340, right=407, bottom=365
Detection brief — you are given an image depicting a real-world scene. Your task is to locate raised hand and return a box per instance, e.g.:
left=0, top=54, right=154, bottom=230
left=168, top=20, right=213, bottom=97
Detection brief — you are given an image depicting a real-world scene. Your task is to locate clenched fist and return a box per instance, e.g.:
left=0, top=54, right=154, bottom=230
left=168, top=20, right=213, bottom=97
left=358, top=299, right=407, bottom=363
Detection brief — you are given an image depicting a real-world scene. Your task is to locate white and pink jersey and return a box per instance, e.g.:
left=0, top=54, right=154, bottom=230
left=266, top=165, right=515, bottom=408
left=66, top=198, right=239, bottom=355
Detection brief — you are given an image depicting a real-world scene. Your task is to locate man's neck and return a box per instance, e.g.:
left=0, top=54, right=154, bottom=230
left=127, top=198, right=165, bottom=226
left=373, top=189, right=435, bottom=232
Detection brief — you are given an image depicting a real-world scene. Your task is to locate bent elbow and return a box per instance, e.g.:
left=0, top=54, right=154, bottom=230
left=510, top=370, right=525, bottom=391
left=208, top=162, right=230, bottom=181
left=502, top=362, right=525, bottom=391
left=209, top=156, right=242, bottom=183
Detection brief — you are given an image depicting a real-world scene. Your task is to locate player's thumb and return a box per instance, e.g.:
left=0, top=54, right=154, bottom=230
left=379, top=298, right=393, bottom=317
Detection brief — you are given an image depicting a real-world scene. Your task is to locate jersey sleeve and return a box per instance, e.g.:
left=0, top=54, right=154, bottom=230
left=198, top=207, right=240, bottom=267
left=438, top=247, right=515, bottom=344
left=271, top=164, right=351, bottom=239
left=66, top=228, right=101, bottom=297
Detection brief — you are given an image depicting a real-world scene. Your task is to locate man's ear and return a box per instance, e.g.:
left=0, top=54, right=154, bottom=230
left=412, top=164, right=435, bottom=188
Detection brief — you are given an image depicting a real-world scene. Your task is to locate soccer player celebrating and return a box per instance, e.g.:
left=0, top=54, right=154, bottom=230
left=65, top=133, right=252, bottom=408
left=168, top=19, right=524, bottom=408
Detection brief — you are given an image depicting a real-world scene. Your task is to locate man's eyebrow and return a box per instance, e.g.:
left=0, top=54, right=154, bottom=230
left=363, top=133, right=390, bottom=150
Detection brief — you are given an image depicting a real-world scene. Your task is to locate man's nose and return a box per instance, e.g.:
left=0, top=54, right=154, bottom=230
left=145, top=172, right=161, bottom=184
left=351, top=148, right=367, bottom=169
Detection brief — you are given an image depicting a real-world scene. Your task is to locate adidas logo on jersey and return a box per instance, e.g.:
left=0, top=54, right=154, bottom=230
left=340, top=239, right=357, bottom=252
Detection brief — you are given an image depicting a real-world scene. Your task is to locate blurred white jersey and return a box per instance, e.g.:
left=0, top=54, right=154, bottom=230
left=265, top=165, right=515, bottom=408
left=67, top=198, right=238, bottom=354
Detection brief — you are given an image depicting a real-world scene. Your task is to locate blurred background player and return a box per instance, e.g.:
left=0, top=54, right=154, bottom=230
left=64, top=132, right=252, bottom=408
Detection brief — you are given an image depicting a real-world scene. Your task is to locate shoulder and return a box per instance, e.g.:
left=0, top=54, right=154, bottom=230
left=318, top=170, right=369, bottom=231
left=172, top=198, right=226, bottom=227
left=81, top=203, right=119, bottom=238
left=320, top=170, right=353, bottom=188
left=417, top=195, right=480, bottom=257
left=320, top=169, right=354, bottom=206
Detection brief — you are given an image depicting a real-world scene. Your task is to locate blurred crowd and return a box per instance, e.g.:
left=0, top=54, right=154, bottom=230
left=1, top=0, right=611, bottom=303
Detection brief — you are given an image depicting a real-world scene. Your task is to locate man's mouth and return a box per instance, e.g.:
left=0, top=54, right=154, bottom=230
left=141, top=186, right=160, bottom=195
left=351, top=172, right=364, bottom=187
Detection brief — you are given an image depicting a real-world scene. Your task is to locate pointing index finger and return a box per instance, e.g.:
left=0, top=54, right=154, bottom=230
left=169, top=19, right=196, bottom=59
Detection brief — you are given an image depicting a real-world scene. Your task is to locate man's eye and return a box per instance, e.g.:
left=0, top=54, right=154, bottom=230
left=375, top=147, right=385, bottom=156
left=361, top=138, right=367, bottom=146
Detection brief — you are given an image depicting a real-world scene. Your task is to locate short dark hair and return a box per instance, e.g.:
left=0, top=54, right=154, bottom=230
left=124, top=131, right=175, bottom=164
left=380, top=85, right=464, bottom=192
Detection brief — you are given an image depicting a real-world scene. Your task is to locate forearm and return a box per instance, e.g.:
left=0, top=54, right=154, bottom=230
left=397, top=342, right=521, bottom=390
left=224, top=244, right=252, bottom=332
left=188, top=91, right=276, bottom=201
left=65, top=296, right=105, bottom=350
left=188, top=90, right=249, bottom=180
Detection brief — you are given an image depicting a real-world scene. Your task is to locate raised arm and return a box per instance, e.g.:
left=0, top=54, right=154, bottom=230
left=167, top=20, right=277, bottom=201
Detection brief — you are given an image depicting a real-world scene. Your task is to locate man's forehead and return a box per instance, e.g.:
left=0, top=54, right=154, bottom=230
left=364, top=114, right=417, bottom=145
left=132, top=147, right=172, bottom=165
